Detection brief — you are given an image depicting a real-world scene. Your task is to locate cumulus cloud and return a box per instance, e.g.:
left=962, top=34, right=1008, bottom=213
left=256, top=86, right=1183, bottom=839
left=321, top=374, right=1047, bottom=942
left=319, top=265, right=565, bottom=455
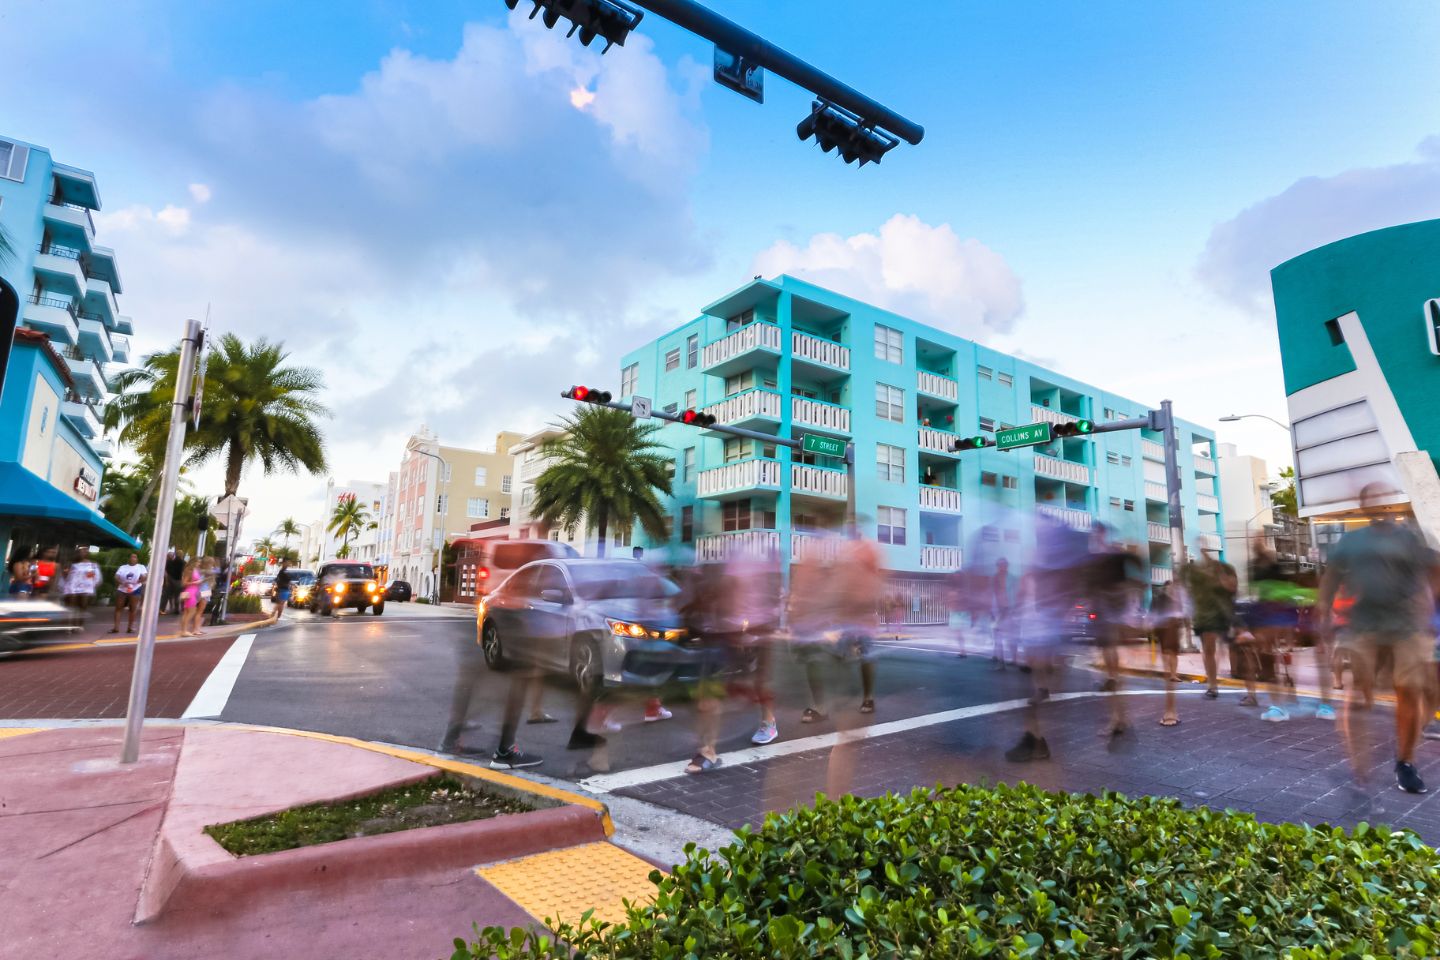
left=1197, top=137, right=1440, bottom=313
left=752, top=214, right=1025, bottom=340
left=187, top=183, right=212, bottom=204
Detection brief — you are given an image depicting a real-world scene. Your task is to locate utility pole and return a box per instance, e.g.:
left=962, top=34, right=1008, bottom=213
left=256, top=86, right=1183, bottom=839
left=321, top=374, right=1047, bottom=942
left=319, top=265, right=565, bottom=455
left=1157, top=400, right=1188, bottom=572
left=121, top=319, right=203, bottom=764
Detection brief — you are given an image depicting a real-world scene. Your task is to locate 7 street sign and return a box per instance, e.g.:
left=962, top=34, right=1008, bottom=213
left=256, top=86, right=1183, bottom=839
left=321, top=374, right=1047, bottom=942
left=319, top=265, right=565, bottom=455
left=994, top=422, right=1052, bottom=451
left=801, top=433, right=847, bottom=458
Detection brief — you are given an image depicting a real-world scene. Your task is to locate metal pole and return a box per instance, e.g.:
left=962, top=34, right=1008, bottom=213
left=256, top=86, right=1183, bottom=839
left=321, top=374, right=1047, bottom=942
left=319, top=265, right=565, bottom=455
left=844, top=441, right=857, bottom=538
left=1160, top=399, right=1188, bottom=571
left=121, top=319, right=201, bottom=764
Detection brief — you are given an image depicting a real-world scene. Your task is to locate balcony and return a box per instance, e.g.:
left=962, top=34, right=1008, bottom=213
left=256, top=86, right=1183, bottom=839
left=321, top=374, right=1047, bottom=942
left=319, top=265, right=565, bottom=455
left=1150, top=566, right=1174, bottom=585
left=77, top=316, right=114, bottom=364
left=91, top=437, right=114, bottom=459
left=110, top=334, right=131, bottom=363
left=1144, top=481, right=1168, bottom=502
left=1196, top=493, right=1220, bottom=514
left=701, top=388, right=782, bottom=431
left=85, top=277, right=119, bottom=324
left=519, top=456, right=548, bottom=482
left=1199, top=532, right=1223, bottom=552
left=791, top=396, right=850, bottom=435
left=696, top=457, right=782, bottom=499
left=701, top=322, right=782, bottom=376
left=791, top=463, right=847, bottom=500
left=1147, top=521, right=1171, bottom=543
left=34, top=245, right=87, bottom=293
left=694, top=529, right=779, bottom=564
left=791, top=532, right=841, bottom=563
left=61, top=395, right=103, bottom=438
left=1033, top=454, right=1090, bottom=485
left=791, top=330, right=850, bottom=374
left=1036, top=503, right=1093, bottom=531
left=920, top=545, right=963, bottom=570
left=917, top=370, right=959, bottom=402
left=114, top=316, right=135, bottom=336
left=1142, top=439, right=1166, bottom=462
left=1194, top=454, right=1217, bottom=475
left=918, top=426, right=958, bottom=455
left=44, top=200, right=96, bottom=239
left=1031, top=405, right=1080, bottom=427
left=919, top=485, right=962, bottom=513
left=22, top=294, right=79, bottom=345
left=63, top=349, right=107, bottom=399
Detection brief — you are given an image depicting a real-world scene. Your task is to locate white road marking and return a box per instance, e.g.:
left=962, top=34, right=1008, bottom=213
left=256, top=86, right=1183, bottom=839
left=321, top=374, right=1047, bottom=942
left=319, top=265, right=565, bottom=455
left=180, top=633, right=255, bottom=719
left=578, top=689, right=1191, bottom=794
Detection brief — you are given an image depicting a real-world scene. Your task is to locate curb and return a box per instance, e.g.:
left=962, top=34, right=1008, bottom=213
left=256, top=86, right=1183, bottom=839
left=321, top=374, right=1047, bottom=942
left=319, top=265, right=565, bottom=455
left=6, top=611, right=279, bottom=657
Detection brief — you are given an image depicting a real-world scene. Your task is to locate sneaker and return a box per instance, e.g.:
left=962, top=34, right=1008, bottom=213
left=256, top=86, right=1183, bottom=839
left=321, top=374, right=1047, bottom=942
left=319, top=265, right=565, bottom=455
left=644, top=705, right=674, bottom=723
left=1004, top=732, right=1051, bottom=763
left=588, top=716, right=623, bottom=734
left=567, top=730, right=607, bottom=750
left=1315, top=703, right=1337, bottom=721
left=490, top=747, right=543, bottom=769
left=750, top=720, right=778, bottom=745
left=1396, top=761, right=1428, bottom=795
left=1260, top=706, right=1290, bottom=722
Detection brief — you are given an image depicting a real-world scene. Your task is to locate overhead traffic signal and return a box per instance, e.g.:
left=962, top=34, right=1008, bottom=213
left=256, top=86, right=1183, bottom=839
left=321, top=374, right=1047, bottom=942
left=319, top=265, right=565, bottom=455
left=681, top=408, right=718, bottom=428
left=797, top=100, right=900, bottom=166
left=563, top=385, right=613, bottom=404
left=504, top=0, right=644, bottom=54
left=952, top=436, right=991, bottom=451
left=1052, top=419, right=1095, bottom=438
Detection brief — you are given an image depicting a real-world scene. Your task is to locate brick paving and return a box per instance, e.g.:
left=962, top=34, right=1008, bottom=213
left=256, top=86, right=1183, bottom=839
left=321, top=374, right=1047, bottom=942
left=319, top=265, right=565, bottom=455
left=0, top=636, right=235, bottom=718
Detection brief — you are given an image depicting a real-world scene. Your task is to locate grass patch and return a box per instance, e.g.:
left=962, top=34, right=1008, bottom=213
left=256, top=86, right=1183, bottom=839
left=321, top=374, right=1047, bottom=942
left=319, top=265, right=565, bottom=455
left=206, top=776, right=532, bottom=856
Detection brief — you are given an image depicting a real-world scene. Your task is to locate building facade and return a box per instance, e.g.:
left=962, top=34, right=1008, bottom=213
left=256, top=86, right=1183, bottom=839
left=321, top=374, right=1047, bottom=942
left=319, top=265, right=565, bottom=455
left=0, top=135, right=138, bottom=574
left=318, top=478, right=388, bottom=562
left=620, top=276, right=1223, bottom=613
left=1271, top=218, right=1440, bottom=540
left=1215, top=442, right=1273, bottom=597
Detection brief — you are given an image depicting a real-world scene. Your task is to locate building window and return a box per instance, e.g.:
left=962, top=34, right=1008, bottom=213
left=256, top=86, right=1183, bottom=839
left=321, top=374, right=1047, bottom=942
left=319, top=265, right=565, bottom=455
left=1120, top=455, right=1132, bottom=467
left=683, top=389, right=696, bottom=410
left=876, top=383, right=904, bottom=422
left=682, top=447, right=695, bottom=483
left=722, top=500, right=752, bottom=532
left=664, top=348, right=681, bottom=371
left=1001, top=475, right=1019, bottom=490
left=501, top=475, right=512, bottom=494
left=981, top=471, right=998, bottom=487
left=727, top=309, right=755, bottom=331
left=1106, top=452, right=1121, bottom=465
left=442, top=462, right=452, bottom=482
left=436, top=494, right=448, bottom=513
left=724, top=371, right=753, bottom=395
left=997, top=372, right=1013, bottom=387
left=474, top=466, right=487, bottom=486
left=467, top=498, right=488, bottom=518
left=876, top=443, right=905, bottom=483
left=1109, top=496, right=1122, bottom=508
left=686, top=334, right=699, bottom=368
left=663, top=403, right=678, bottom=415
left=1324, top=318, right=1345, bottom=346
left=621, top=363, right=639, bottom=396
left=977, top=366, right=993, bottom=381
left=0, top=140, right=28, bottom=182
left=521, top=488, right=534, bottom=506
left=874, top=324, right=903, bottom=364
left=500, top=507, right=510, bottom=519
left=979, top=417, right=996, bottom=433
left=1123, top=500, right=1135, bottom=512
left=877, top=506, right=906, bottom=545
left=681, top=505, right=694, bottom=542
left=1104, top=407, right=1116, bottom=419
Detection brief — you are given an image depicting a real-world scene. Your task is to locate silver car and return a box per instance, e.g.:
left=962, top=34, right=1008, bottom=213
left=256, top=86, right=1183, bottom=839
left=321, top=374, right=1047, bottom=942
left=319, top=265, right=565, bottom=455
left=477, top=558, right=720, bottom=694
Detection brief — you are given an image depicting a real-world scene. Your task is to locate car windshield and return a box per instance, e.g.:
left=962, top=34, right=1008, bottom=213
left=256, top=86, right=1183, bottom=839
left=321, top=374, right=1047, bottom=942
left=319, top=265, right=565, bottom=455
left=326, top=565, right=373, bottom=579
left=565, top=562, right=678, bottom=601
left=290, top=572, right=315, bottom=584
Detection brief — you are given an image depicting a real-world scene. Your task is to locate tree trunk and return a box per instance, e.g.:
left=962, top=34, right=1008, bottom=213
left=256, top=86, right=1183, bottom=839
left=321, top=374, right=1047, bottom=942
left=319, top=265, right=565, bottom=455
left=595, top=506, right=608, bottom=558
left=224, top=442, right=244, bottom=498
left=124, top=475, right=161, bottom=533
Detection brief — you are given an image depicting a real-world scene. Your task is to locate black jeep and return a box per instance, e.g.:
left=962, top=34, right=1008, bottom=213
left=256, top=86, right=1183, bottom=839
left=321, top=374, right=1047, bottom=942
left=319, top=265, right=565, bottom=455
left=311, top=561, right=385, bottom=616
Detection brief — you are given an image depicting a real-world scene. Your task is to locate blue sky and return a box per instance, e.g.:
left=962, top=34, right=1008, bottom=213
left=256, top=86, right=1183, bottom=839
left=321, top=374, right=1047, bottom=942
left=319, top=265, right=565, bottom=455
left=4, top=0, right=1438, bottom=534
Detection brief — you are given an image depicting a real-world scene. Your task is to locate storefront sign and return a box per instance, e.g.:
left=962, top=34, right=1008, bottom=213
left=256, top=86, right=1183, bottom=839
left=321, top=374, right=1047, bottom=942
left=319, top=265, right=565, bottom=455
left=74, top=465, right=98, bottom=501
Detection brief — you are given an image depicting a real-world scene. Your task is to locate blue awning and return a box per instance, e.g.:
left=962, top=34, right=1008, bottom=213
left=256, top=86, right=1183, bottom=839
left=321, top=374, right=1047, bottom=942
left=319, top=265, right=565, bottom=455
left=0, top=461, right=141, bottom=549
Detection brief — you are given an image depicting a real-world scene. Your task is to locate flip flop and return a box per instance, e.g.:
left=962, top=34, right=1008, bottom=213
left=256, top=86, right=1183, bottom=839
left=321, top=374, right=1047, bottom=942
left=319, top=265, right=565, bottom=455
left=1159, top=717, right=1181, bottom=727
left=684, top=753, right=721, bottom=775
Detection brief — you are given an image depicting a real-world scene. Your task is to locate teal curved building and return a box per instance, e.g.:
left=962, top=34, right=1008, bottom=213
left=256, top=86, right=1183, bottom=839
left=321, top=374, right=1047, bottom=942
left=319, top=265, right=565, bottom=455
left=1271, top=219, right=1440, bottom=537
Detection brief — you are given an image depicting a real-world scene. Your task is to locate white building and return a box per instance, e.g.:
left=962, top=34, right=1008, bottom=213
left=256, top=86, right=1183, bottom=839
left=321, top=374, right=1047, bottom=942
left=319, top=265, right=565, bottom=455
left=1216, top=442, right=1274, bottom=597
left=320, top=478, right=388, bottom=562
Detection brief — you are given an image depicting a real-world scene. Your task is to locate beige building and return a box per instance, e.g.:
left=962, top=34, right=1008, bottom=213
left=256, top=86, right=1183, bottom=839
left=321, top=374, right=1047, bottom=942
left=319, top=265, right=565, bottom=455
left=389, top=426, right=525, bottom=598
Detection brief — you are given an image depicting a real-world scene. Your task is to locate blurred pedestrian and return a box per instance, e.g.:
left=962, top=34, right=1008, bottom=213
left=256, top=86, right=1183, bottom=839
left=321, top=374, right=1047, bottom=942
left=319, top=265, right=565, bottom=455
left=1152, top=582, right=1185, bottom=726
left=161, top=548, right=186, bottom=615
left=31, top=547, right=58, bottom=597
left=111, top=552, right=146, bottom=634
left=1088, top=527, right=1142, bottom=735
left=7, top=550, right=33, bottom=596
left=1181, top=550, right=1237, bottom=700
left=179, top=560, right=204, bottom=636
left=992, top=556, right=1016, bottom=667
left=62, top=549, right=100, bottom=611
left=273, top=561, right=293, bottom=621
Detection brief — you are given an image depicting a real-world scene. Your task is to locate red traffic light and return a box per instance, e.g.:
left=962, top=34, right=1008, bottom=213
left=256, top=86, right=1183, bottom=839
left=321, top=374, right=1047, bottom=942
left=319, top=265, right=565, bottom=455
left=573, top=385, right=590, bottom=401
left=681, top=409, right=717, bottom=428
left=563, top=385, right=613, bottom=403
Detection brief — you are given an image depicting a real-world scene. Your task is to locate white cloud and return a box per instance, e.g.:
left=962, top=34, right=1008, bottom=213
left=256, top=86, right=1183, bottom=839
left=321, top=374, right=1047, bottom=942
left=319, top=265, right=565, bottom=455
left=569, top=86, right=596, bottom=110
left=753, top=214, right=1025, bottom=339
left=187, top=182, right=212, bottom=204
left=1197, top=137, right=1440, bottom=313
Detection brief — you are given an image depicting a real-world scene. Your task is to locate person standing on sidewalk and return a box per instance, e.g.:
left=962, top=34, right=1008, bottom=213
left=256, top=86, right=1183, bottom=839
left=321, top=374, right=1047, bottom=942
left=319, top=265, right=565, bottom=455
left=62, top=549, right=100, bottom=611
left=1181, top=551, right=1237, bottom=700
left=8, top=550, right=34, bottom=596
left=161, top=548, right=185, bottom=615
left=111, top=553, right=146, bottom=634
left=31, top=547, right=59, bottom=597
left=1318, top=486, right=1440, bottom=796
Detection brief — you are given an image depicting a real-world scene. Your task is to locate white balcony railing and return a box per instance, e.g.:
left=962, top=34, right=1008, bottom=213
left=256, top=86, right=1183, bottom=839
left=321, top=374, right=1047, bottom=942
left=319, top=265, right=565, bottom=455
left=1194, top=454, right=1217, bottom=475
left=917, top=370, right=959, bottom=402
left=920, top=545, right=963, bottom=570
left=791, top=463, right=847, bottom=499
left=702, top=322, right=782, bottom=368
left=919, top=485, right=962, bottom=512
left=697, top=458, right=782, bottom=497
left=791, top=532, right=841, bottom=563
left=702, top=388, right=782, bottom=425
left=791, top=331, right=850, bottom=371
left=1148, top=521, right=1171, bottom=543
left=1031, top=405, right=1079, bottom=426
left=520, top=456, right=549, bottom=481
left=1033, top=454, right=1090, bottom=485
left=695, top=529, right=779, bottom=563
left=1199, top=533, right=1223, bottom=552
left=791, top=396, right=850, bottom=434
left=1144, top=481, right=1168, bottom=501
left=918, top=426, right=958, bottom=454
left=1196, top=493, right=1220, bottom=513
left=1036, top=504, right=1093, bottom=531
left=1151, top=566, right=1174, bottom=585
left=1142, top=439, right=1166, bottom=462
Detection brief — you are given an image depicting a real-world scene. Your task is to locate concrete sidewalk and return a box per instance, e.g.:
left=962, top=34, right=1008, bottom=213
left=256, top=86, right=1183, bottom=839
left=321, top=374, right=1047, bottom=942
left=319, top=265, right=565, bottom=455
left=5, top=604, right=273, bottom=657
left=0, top=723, right=655, bottom=959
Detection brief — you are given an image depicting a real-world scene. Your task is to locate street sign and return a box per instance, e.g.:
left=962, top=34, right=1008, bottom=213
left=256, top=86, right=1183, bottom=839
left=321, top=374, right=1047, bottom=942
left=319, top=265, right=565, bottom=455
left=714, top=47, right=764, bottom=103
left=800, top=433, right=846, bottom=457
left=994, top=422, right=1052, bottom=451
left=630, top=395, right=652, bottom=419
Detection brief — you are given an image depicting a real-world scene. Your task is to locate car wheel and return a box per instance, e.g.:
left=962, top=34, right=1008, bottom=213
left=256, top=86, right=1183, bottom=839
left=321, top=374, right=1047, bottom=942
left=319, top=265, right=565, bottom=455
left=571, top=639, right=602, bottom=696
left=371, top=603, right=384, bottom=616
left=321, top=602, right=333, bottom=617
left=481, top=621, right=507, bottom=670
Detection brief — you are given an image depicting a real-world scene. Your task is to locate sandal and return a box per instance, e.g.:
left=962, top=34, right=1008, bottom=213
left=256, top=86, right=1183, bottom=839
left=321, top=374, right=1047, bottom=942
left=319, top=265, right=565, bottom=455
left=859, top=699, right=875, bottom=715
left=801, top=708, right=827, bottom=724
left=1159, top=717, right=1181, bottom=727
left=684, top=753, right=721, bottom=775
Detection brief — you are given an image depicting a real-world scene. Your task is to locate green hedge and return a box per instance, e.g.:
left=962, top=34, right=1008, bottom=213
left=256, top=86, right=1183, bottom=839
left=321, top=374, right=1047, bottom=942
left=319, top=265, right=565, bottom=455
left=451, top=783, right=1440, bottom=959
left=225, top=593, right=263, bottom=614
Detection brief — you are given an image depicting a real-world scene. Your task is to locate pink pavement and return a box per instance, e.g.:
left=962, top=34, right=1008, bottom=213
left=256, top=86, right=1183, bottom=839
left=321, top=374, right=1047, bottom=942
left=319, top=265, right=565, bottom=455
left=0, top=725, right=577, bottom=960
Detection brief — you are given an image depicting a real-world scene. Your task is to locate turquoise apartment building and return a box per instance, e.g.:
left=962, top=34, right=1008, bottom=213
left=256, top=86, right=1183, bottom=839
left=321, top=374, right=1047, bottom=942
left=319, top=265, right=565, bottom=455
left=620, top=276, right=1222, bottom=620
left=0, top=134, right=138, bottom=572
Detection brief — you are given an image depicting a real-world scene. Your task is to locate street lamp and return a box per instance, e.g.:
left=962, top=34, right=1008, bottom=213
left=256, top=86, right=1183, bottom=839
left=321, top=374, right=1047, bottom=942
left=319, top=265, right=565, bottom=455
left=408, top=445, right=448, bottom=603
left=1219, top=413, right=1290, bottom=431
left=1218, top=413, right=1320, bottom=567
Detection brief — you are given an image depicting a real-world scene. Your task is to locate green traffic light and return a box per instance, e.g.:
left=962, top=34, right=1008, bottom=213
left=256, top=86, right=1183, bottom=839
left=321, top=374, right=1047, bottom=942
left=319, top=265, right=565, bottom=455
left=1077, top=419, right=1093, bottom=433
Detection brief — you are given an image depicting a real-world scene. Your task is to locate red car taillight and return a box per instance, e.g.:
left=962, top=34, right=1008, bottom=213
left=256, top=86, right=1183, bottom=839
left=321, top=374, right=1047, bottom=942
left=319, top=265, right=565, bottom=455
left=478, top=567, right=489, bottom=579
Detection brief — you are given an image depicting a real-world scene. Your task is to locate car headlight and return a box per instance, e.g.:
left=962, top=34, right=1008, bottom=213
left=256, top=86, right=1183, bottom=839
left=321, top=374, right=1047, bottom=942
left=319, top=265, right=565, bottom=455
left=334, top=582, right=347, bottom=595
left=606, top=619, right=684, bottom=642
left=365, top=581, right=377, bottom=593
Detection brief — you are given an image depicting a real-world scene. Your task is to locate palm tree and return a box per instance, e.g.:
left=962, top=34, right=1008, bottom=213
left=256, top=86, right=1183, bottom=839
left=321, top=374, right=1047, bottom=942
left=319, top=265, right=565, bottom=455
left=328, top=496, right=372, bottom=559
left=104, top=334, right=329, bottom=507
left=171, top=494, right=215, bottom=556
left=275, top=518, right=302, bottom=555
left=531, top=406, right=673, bottom=557
left=0, top=221, right=16, bottom=266
left=99, top=463, right=155, bottom=536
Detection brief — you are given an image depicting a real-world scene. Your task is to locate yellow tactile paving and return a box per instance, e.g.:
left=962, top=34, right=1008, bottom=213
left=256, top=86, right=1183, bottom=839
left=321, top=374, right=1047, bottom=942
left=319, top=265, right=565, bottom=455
left=477, top=841, right=659, bottom=925
left=0, top=728, right=46, bottom=740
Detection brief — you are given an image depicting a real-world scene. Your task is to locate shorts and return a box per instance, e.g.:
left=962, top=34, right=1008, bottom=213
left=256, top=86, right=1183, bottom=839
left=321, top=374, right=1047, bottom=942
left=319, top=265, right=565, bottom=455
left=795, top=629, right=876, bottom=664
left=1342, top=632, right=1437, bottom=695
left=8, top=583, right=32, bottom=595
left=117, top=589, right=143, bottom=605
left=1194, top=619, right=1231, bottom=636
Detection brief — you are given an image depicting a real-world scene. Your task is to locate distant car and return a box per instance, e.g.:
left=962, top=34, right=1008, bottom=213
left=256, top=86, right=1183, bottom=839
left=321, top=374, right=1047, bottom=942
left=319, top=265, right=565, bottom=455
left=384, top=580, right=412, bottom=602
left=0, top=598, right=82, bottom=652
left=242, top=575, right=276, bottom=597
left=477, top=558, right=724, bottom=695
left=310, top=561, right=385, bottom=616
left=469, top=540, right=580, bottom=598
left=285, top=570, right=317, bottom=608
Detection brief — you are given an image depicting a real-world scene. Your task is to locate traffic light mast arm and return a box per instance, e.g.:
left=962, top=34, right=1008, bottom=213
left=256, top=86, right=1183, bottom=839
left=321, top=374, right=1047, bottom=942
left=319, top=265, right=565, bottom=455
left=627, top=0, right=923, bottom=145
left=559, top=389, right=803, bottom=449
left=1089, top=416, right=1152, bottom=435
